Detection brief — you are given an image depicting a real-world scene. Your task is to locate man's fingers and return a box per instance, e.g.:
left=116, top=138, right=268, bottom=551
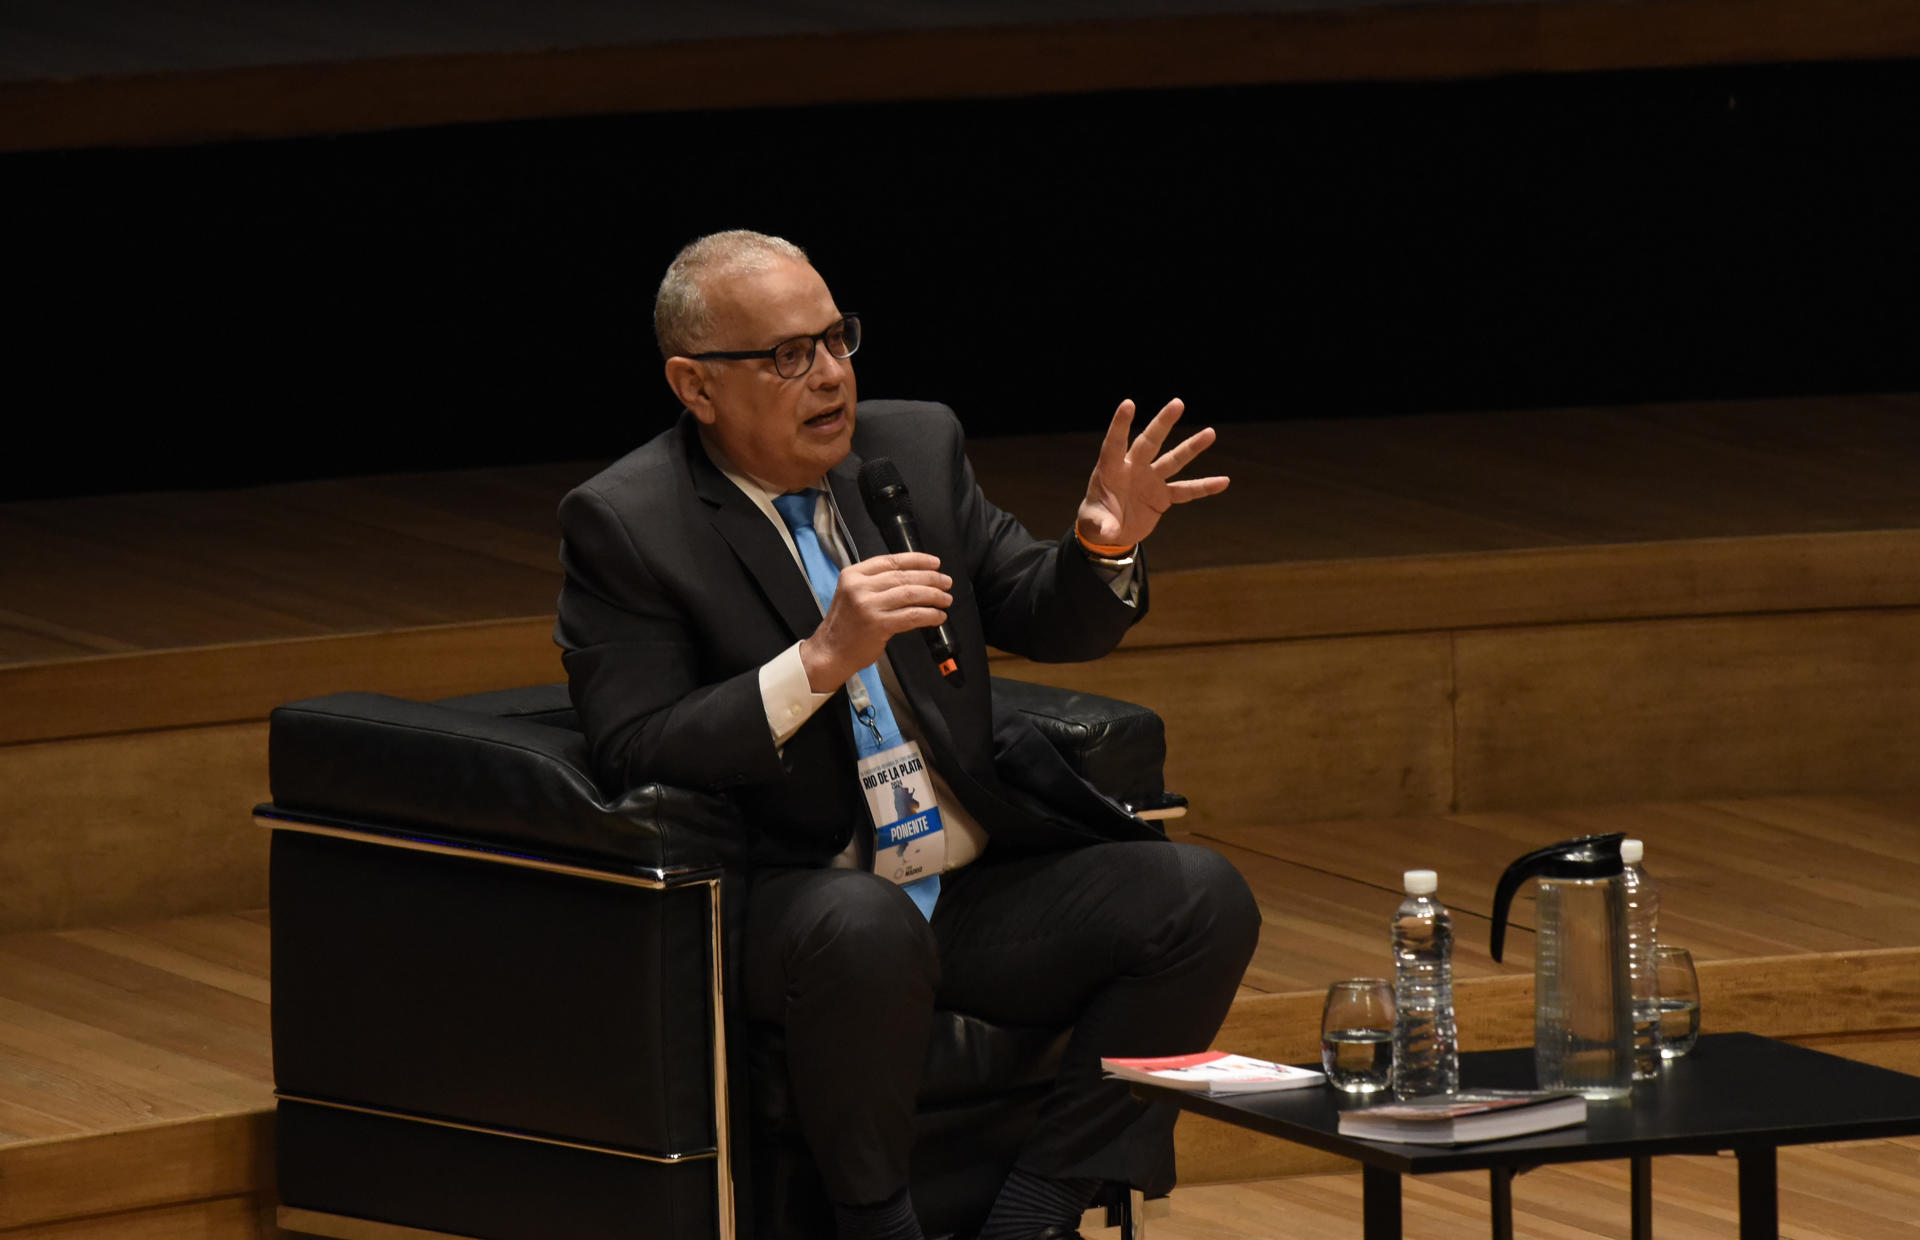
left=1125, top=397, right=1186, bottom=463
left=881, top=584, right=954, bottom=609
left=865, top=569, right=950, bottom=589
left=841, top=569, right=952, bottom=609
left=867, top=599, right=950, bottom=634
left=1097, top=399, right=1137, bottom=464
left=1167, top=475, right=1231, bottom=503
left=1152, top=425, right=1218, bottom=477
left=859, top=551, right=941, bottom=574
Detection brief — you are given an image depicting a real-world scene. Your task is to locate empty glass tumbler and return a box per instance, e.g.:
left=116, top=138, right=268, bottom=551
left=1321, top=978, right=1395, bottom=1093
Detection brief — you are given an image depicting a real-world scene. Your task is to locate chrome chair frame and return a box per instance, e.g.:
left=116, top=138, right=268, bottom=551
left=262, top=811, right=738, bottom=1240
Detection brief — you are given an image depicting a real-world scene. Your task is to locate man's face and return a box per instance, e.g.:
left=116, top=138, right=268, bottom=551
left=686, top=258, right=857, bottom=492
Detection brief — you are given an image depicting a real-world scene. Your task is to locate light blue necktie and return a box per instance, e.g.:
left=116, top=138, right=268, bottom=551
left=773, top=490, right=941, bottom=920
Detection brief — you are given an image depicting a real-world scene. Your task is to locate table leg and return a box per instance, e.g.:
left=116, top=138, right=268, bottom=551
left=1488, top=1167, right=1514, bottom=1240
left=1736, top=1146, right=1779, bottom=1239
left=1362, top=1164, right=1403, bottom=1240
left=1630, top=1156, right=1653, bottom=1240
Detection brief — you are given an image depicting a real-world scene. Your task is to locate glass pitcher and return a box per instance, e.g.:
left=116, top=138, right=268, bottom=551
left=1490, top=833, right=1634, bottom=1099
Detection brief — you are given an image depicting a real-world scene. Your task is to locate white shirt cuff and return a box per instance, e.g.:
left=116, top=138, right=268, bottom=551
left=762, top=642, right=836, bottom=748
left=1094, top=559, right=1140, bottom=605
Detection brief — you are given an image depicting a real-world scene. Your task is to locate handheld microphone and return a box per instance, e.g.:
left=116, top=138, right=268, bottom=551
left=858, top=457, right=964, bottom=687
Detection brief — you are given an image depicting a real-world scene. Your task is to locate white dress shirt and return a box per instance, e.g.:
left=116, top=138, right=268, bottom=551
left=701, top=431, right=1136, bottom=876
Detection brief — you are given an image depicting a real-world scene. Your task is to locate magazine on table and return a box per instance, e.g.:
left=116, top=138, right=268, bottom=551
left=1337, top=1090, right=1588, bottom=1144
left=1101, top=1051, right=1325, bottom=1095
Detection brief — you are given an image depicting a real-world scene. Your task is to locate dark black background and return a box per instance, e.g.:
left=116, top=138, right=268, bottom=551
left=6, top=58, right=1916, bottom=499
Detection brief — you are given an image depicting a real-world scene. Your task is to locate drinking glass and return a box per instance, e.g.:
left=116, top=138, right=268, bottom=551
left=1654, top=945, right=1701, bottom=1059
left=1321, top=978, right=1395, bottom=1092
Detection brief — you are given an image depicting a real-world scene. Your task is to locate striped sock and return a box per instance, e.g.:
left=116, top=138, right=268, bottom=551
left=834, top=1186, right=925, bottom=1240
left=976, top=1169, right=1100, bottom=1240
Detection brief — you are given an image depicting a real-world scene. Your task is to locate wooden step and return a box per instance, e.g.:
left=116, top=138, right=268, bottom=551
left=0, top=911, right=275, bottom=1238
left=3, top=398, right=1918, bottom=931
left=7, top=534, right=1920, bottom=933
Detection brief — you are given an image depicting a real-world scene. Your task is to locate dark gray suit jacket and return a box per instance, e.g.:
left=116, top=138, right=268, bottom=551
left=554, top=400, right=1161, bottom=865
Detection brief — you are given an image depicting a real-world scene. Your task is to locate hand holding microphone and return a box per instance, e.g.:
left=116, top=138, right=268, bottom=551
left=860, top=458, right=965, bottom=687
left=793, top=460, right=960, bottom=694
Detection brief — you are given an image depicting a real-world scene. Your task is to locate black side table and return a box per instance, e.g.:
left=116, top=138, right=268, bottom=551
left=1143, top=1033, right=1920, bottom=1239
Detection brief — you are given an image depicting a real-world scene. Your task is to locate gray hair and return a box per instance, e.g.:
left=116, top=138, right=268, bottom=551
left=654, top=230, right=810, bottom=358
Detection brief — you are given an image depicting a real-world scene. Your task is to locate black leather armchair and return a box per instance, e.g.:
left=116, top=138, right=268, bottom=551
left=262, top=679, right=1181, bottom=1240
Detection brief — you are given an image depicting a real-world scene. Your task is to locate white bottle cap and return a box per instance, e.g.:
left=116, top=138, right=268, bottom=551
left=1621, top=839, right=1645, bottom=864
left=1404, top=869, right=1437, bottom=895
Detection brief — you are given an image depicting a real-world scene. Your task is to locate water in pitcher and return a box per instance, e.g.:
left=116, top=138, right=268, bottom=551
left=1533, top=875, right=1635, bottom=1099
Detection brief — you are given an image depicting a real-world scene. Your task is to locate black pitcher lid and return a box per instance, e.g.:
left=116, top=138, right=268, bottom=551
left=1488, top=833, right=1626, bottom=962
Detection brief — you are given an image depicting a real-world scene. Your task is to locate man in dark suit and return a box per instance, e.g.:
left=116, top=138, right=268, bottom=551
left=556, top=231, right=1258, bottom=1240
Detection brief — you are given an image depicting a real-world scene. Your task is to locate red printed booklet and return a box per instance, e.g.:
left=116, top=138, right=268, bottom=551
left=1101, top=1052, right=1325, bottom=1095
left=1337, top=1090, right=1588, bottom=1145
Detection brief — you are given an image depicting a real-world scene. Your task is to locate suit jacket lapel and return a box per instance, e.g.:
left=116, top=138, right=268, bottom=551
left=825, top=450, right=871, bottom=558
left=683, top=417, right=826, bottom=644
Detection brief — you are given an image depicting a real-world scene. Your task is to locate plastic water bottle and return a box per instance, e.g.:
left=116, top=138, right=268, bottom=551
left=1391, top=869, right=1458, bottom=1099
left=1621, top=839, right=1662, bottom=1079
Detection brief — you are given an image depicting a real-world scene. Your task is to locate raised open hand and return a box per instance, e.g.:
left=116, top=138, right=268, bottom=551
left=1075, top=397, right=1230, bottom=551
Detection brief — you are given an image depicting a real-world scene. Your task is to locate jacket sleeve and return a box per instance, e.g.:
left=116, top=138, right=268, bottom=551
left=939, top=411, right=1149, bottom=662
left=554, top=482, right=787, bottom=796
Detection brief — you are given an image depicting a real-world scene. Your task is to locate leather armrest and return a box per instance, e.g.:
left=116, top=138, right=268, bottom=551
left=432, top=682, right=580, bottom=730
left=989, top=677, right=1168, bottom=811
left=266, top=692, right=742, bottom=875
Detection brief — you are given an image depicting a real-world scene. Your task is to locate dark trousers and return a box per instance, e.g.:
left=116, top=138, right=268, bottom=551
left=742, top=840, right=1261, bottom=1205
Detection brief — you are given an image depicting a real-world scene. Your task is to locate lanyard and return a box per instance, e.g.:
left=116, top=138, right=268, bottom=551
left=815, top=487, right=885, bottom=745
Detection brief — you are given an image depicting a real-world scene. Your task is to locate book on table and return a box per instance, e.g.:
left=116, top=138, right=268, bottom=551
left=1101, top=1051, right=1325, bottom=1094
left=1337, top=1090, right=1588, bottom=1144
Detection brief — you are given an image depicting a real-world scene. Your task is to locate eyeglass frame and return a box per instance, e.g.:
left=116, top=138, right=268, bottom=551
left=684, top=313, right=862, bottom=380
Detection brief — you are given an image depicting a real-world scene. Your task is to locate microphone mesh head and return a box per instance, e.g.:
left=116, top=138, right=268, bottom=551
left=858, top=457, right=913, bottom=518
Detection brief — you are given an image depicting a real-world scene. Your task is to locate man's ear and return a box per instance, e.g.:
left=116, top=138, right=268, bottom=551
left=665, top=357, right=716, bottom=424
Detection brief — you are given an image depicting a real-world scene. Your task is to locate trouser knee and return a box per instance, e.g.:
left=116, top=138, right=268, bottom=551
left=1172, top=842, right=1262, bottom=970
left=773, top=871, right=940, bottom=1012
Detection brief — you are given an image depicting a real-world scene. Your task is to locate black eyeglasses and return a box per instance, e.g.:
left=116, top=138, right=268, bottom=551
left=687, top=314, right=862, bottom=380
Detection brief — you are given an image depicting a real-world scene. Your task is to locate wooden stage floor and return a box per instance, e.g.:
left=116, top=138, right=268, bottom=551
left=5, top=394, right=1917, bottom=667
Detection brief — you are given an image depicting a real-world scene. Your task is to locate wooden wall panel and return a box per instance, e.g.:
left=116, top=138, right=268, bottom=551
left=1206, top=950, right=1920, bottom=1069
left=9, top=607, right=1920, bottom=933
left=1793, top=1033, right=1920, bottom=1076
left=1130, top=530, right=1920, bottom=648
left=0, top=619, right=560, bottom=747
left=0, top=725, right=270, bottom=935
left=996, top=632, right=1457, bottom=826
left=1454, top=608, right=1920, bottom=811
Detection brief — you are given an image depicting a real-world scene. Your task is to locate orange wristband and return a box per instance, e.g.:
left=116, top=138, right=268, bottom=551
left=1075, top=529, right=1137, bottom=558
